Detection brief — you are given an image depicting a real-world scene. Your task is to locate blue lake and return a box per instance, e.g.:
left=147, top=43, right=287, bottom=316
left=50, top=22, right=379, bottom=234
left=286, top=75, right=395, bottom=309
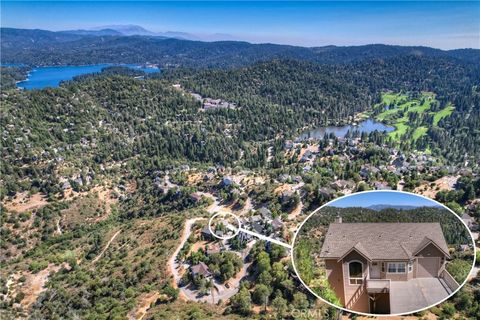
left=17, top=64, right=160, bottom=90
left=298, top=119, right=394, bottom=140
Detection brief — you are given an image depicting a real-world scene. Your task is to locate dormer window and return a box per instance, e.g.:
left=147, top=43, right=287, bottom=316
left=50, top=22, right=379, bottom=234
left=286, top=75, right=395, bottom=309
left=348, top=261, right=363, bottom=284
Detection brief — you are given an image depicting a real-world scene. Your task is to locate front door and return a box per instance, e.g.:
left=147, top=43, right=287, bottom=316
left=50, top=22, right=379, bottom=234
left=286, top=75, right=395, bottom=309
left=370, top=262, right=381, bottom=279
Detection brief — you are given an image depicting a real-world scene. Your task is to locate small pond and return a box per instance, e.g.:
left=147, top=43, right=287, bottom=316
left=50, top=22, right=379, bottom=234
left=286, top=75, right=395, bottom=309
left=298, top=119, right=394, bottom=140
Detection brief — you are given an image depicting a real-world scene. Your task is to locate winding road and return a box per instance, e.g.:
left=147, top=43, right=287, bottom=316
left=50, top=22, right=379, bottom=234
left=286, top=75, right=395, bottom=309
left=168, top=217, right=205, bottom=289
left=167, top=192, right=257, bottom=303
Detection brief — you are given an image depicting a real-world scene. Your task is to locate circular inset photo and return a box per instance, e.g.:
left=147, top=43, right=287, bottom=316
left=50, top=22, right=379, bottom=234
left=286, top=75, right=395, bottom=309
left=208, top=212, right=241, bottom=240
left=292, top=191, right=475, bottom=316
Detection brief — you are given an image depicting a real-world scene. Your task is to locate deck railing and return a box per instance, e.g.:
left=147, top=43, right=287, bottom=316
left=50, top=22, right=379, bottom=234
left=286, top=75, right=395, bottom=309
left=439, top=269, right=460, bottom=293
left=366, top=279, right=390, bottom=293
left=346, top=277, right=367, bottom=309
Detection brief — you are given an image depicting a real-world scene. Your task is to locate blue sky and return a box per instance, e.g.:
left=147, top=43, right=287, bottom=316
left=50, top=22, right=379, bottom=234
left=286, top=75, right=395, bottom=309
left=329, top=191, right=441, bottom=208
left=1, top=1, right=479, bottom=49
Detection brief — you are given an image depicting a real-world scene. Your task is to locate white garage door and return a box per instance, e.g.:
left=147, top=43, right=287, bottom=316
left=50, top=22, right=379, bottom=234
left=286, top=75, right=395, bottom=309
left=417, top=258, right=439, bottom=278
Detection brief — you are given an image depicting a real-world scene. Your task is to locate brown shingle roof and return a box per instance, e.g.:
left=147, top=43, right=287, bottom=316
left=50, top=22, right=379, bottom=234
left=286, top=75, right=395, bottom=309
left=319, top=223, right=449, bottom=260
left=191, top=262, right=211, bottom=277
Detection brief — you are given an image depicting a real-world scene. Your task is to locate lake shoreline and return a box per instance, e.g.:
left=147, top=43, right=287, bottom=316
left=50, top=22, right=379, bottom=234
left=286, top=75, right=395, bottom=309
left=297, top=118, right=394, bottom=140
left=16, top=63, right=160, bottom=90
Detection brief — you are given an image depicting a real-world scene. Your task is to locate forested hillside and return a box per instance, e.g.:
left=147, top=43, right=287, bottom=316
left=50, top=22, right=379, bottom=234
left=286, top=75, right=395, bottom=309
left=165, top=57, right=480, bottom=164
left=1, top=28, right=479, bottom=320
left=300, top=206, right=471, bottom=245
left=2, top=28, right=480, bottom=67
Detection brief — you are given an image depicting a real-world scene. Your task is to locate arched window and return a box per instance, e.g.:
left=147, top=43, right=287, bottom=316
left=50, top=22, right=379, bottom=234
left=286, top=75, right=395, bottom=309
left=348, top=261, right=363, bottom=285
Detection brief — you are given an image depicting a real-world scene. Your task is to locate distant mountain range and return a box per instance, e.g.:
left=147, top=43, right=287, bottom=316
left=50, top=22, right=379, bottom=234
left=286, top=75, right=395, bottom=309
left=1, top=27, right=479, bottom=67
left=62, top=24, right=232, bottom=41
left=367, top=204, right=440, bottom=211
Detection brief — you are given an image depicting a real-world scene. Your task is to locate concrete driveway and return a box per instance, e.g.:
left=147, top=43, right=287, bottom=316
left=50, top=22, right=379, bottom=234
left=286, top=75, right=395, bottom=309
left=390, top=278, right=450, bottom=314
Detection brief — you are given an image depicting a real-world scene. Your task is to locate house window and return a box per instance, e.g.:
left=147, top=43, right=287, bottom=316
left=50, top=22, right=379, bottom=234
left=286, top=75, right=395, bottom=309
left=387, top=262, right=407, bottom=274
left=381, top=262, right=385, bottom=272
left=408, top=261, right=413, bottom=273
left=348, top=261, right=363, bottom=285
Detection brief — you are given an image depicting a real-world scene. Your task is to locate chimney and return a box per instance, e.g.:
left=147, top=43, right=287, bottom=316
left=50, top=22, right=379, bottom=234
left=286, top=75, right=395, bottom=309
left=335, top=215, right=342, bottom=223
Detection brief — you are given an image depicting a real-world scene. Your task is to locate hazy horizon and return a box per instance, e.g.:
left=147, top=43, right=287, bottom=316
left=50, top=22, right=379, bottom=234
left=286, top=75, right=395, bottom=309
left=328, top=191, right=443, bottom=209
left=2, top=1, right=479, bottom=50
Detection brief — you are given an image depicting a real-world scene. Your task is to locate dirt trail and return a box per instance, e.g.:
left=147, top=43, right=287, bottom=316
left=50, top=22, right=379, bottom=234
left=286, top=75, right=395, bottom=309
left=3, top=192, right=49, bottom=213
left=128, top=291, right=160, bottom=320
left=91, top=230, right=121, bottom=264
left=168, top=218, right=205, bottom=288
left=56, top=218, right=62, bottom=235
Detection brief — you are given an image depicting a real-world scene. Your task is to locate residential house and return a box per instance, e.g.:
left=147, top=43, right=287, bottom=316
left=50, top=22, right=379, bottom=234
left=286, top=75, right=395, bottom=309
left=252, top=221, right=264, bottom=234
left=318, top=187, right=336, bottom=199
left=278, top=174, right=291, bottom=183
left=284, top=140, right=294, bottom=150
left=360, top=165, right=380, bottom=178
left=221, top=176, right=234, bottom=187
left=271, top=218, right=284, bottom=231
left=250, top=215, right=262, bottom=223
left=190, top=192, right=203, bottom=203
left=203, top=172, right=215, bottom=181
left=457, top=244, right=471, bottom=252
left=461, top=213, right=475, bottom=229
left=238, top=230, right=253, bottom=243
left=61, top=181, right=71, bottom=190
left=320, top=222, right=457, bottom=314
left=374, top=181, right=392, bottom=190
left=330, top=180, right=355, bottom=192
left=201, top=225, right=214, bottom=240
left=206, top=242, right=222, bottom=255
left=280, top=190, right=294, bottom=205
left=258, top=207, right=272, bottom=220
left=191, top=262, right=212, bottom=279
left=303, top=165, right=312, bottom=173
left=300, top=150, right=313, bottom=163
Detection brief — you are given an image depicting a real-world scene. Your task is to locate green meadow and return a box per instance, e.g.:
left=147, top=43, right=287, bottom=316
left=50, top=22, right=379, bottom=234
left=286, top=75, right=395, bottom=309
left=433, top=103, right=455, bottom=126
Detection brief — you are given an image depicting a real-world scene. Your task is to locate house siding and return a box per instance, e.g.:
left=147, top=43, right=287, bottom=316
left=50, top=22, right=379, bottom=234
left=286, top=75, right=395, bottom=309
left=416, top=243, right=445, bottom=258
left=414, top=243, right=445, bottom=278
left=378, top=261, right=412, bottom=281
left=342, top=251, right=369, bottom=312
left=325, top=259, right=345, bottom=306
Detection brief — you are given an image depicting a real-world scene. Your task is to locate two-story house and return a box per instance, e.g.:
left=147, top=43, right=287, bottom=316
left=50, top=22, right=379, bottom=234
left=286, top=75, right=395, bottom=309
left=319, top=219, right=459, bottom=314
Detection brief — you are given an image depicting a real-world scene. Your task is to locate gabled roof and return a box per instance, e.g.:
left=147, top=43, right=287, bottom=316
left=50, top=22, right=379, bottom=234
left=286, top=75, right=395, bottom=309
left=413, top=236, right=450, bottom=258
left=201, top=225, right=212, bottom=235
left=271, top=218, right=284, bottom=229
left=337, top=242, right=372, bottom=262
left=320, top=223, right=450, bottom=261
left=191, top=262, right=211, bottom=277
left=258, top=207, right=272, bottom=219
